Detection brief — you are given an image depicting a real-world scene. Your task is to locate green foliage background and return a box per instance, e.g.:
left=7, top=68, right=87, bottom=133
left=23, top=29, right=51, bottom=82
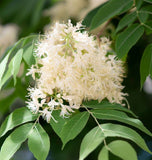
left=0, top=0, right=152, bottom=160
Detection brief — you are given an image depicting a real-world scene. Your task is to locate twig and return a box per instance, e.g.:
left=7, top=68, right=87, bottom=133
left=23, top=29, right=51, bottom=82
left=82, top=105, right=112, bottom=152
left=31, top=113, right=42, bottom=131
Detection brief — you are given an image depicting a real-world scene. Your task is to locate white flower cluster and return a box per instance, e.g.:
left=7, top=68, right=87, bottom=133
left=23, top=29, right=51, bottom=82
left=0, top=24, right=19, bottom=57
left=26, top=21, right=126, bottom=122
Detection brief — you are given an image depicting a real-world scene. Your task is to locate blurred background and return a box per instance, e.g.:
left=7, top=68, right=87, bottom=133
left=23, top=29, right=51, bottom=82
left=0, top=0, right=152, bottom=159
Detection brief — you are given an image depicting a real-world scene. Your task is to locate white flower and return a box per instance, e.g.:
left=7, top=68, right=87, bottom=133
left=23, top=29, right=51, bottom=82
left=26, top=101, right=37, bottom=112
left=27, top=88, right=46, bottom=113
left=60, top=104, right=74, bottom=118
left=26, top=65, right=39, bottom=79
left=40, top=108, right=57, bottom=122
left=26, top=20, right=126, bottom=122
left=48, top=99, right=60, bottom=110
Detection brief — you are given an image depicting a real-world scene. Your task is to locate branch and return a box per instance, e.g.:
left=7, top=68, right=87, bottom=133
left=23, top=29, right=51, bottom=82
left=82, top=105, right=112, bottom=152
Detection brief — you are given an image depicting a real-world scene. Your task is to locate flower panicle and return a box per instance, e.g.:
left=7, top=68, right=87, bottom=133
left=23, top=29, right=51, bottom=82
left=26, top=20, right=126, bottom=122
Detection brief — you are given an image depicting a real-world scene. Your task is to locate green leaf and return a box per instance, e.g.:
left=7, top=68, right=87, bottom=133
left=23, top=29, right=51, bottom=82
left=90, top=0, right=133, bottom=30
left=28, top=123, right=50, bottom=160
left=102, top=123, right=151, bottom=154
left=0, top=53, right=10, bottom=85
left=11, top=49, right=23, bottom=85
left=140, top=44, right=152, bottom=87
left=98, top=140, right=137, bottom=160
left=138, top=12, right=149, bottom=23
left=50, top=110, right=68, bottom=137
left=23, top=44, right=35, bottom=66
left=81, top=123, right=151, bottom=159
left=108, top=140, right=138, bottom=160
left=0, top=70, right=12, bottom=89
left=0, top=49, right=23, bottom=88
left=79, top=127, right=105, bottom=160
left=144, top=20, right=152, bottom=35
left=83, top=100, right=137, bottom=118
left=0, top=107, right=38, bottom=137
left=91, top=109, right=152, bottom=136
left=82, top=2, right=107, bottom=27
left=0, top=35, right=38, bottom=89
left=50, top=111, right=89, bottom=145
left=21, top=35, right=38, bottom=47
left=138, top=6, right=152, bottom=23
left=98, top=146, right=109, bottom=160
left=144, top=0, right=152, bottom=4
left=135, top=0, right=143, bottom=10
left=116, top=12, right=137, bottom=33
left=0, top=46, right=17, bottom=90
left=116, top=24, right=144, bottom=58
left=0, top=123, right=33, bottom=160
left=138, top=5, right=152, bottom=19
left=60, top=112, right=89, bottom=148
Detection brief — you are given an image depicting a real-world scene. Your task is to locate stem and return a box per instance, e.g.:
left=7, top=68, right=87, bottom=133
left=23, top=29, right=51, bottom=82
left=27, top=113, right=42, bottom=135
left=83, top=105, right=104, bottom=131
left=31, top=113, right=41, bottom=130
left=82, top=105, right=111, bottom=151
